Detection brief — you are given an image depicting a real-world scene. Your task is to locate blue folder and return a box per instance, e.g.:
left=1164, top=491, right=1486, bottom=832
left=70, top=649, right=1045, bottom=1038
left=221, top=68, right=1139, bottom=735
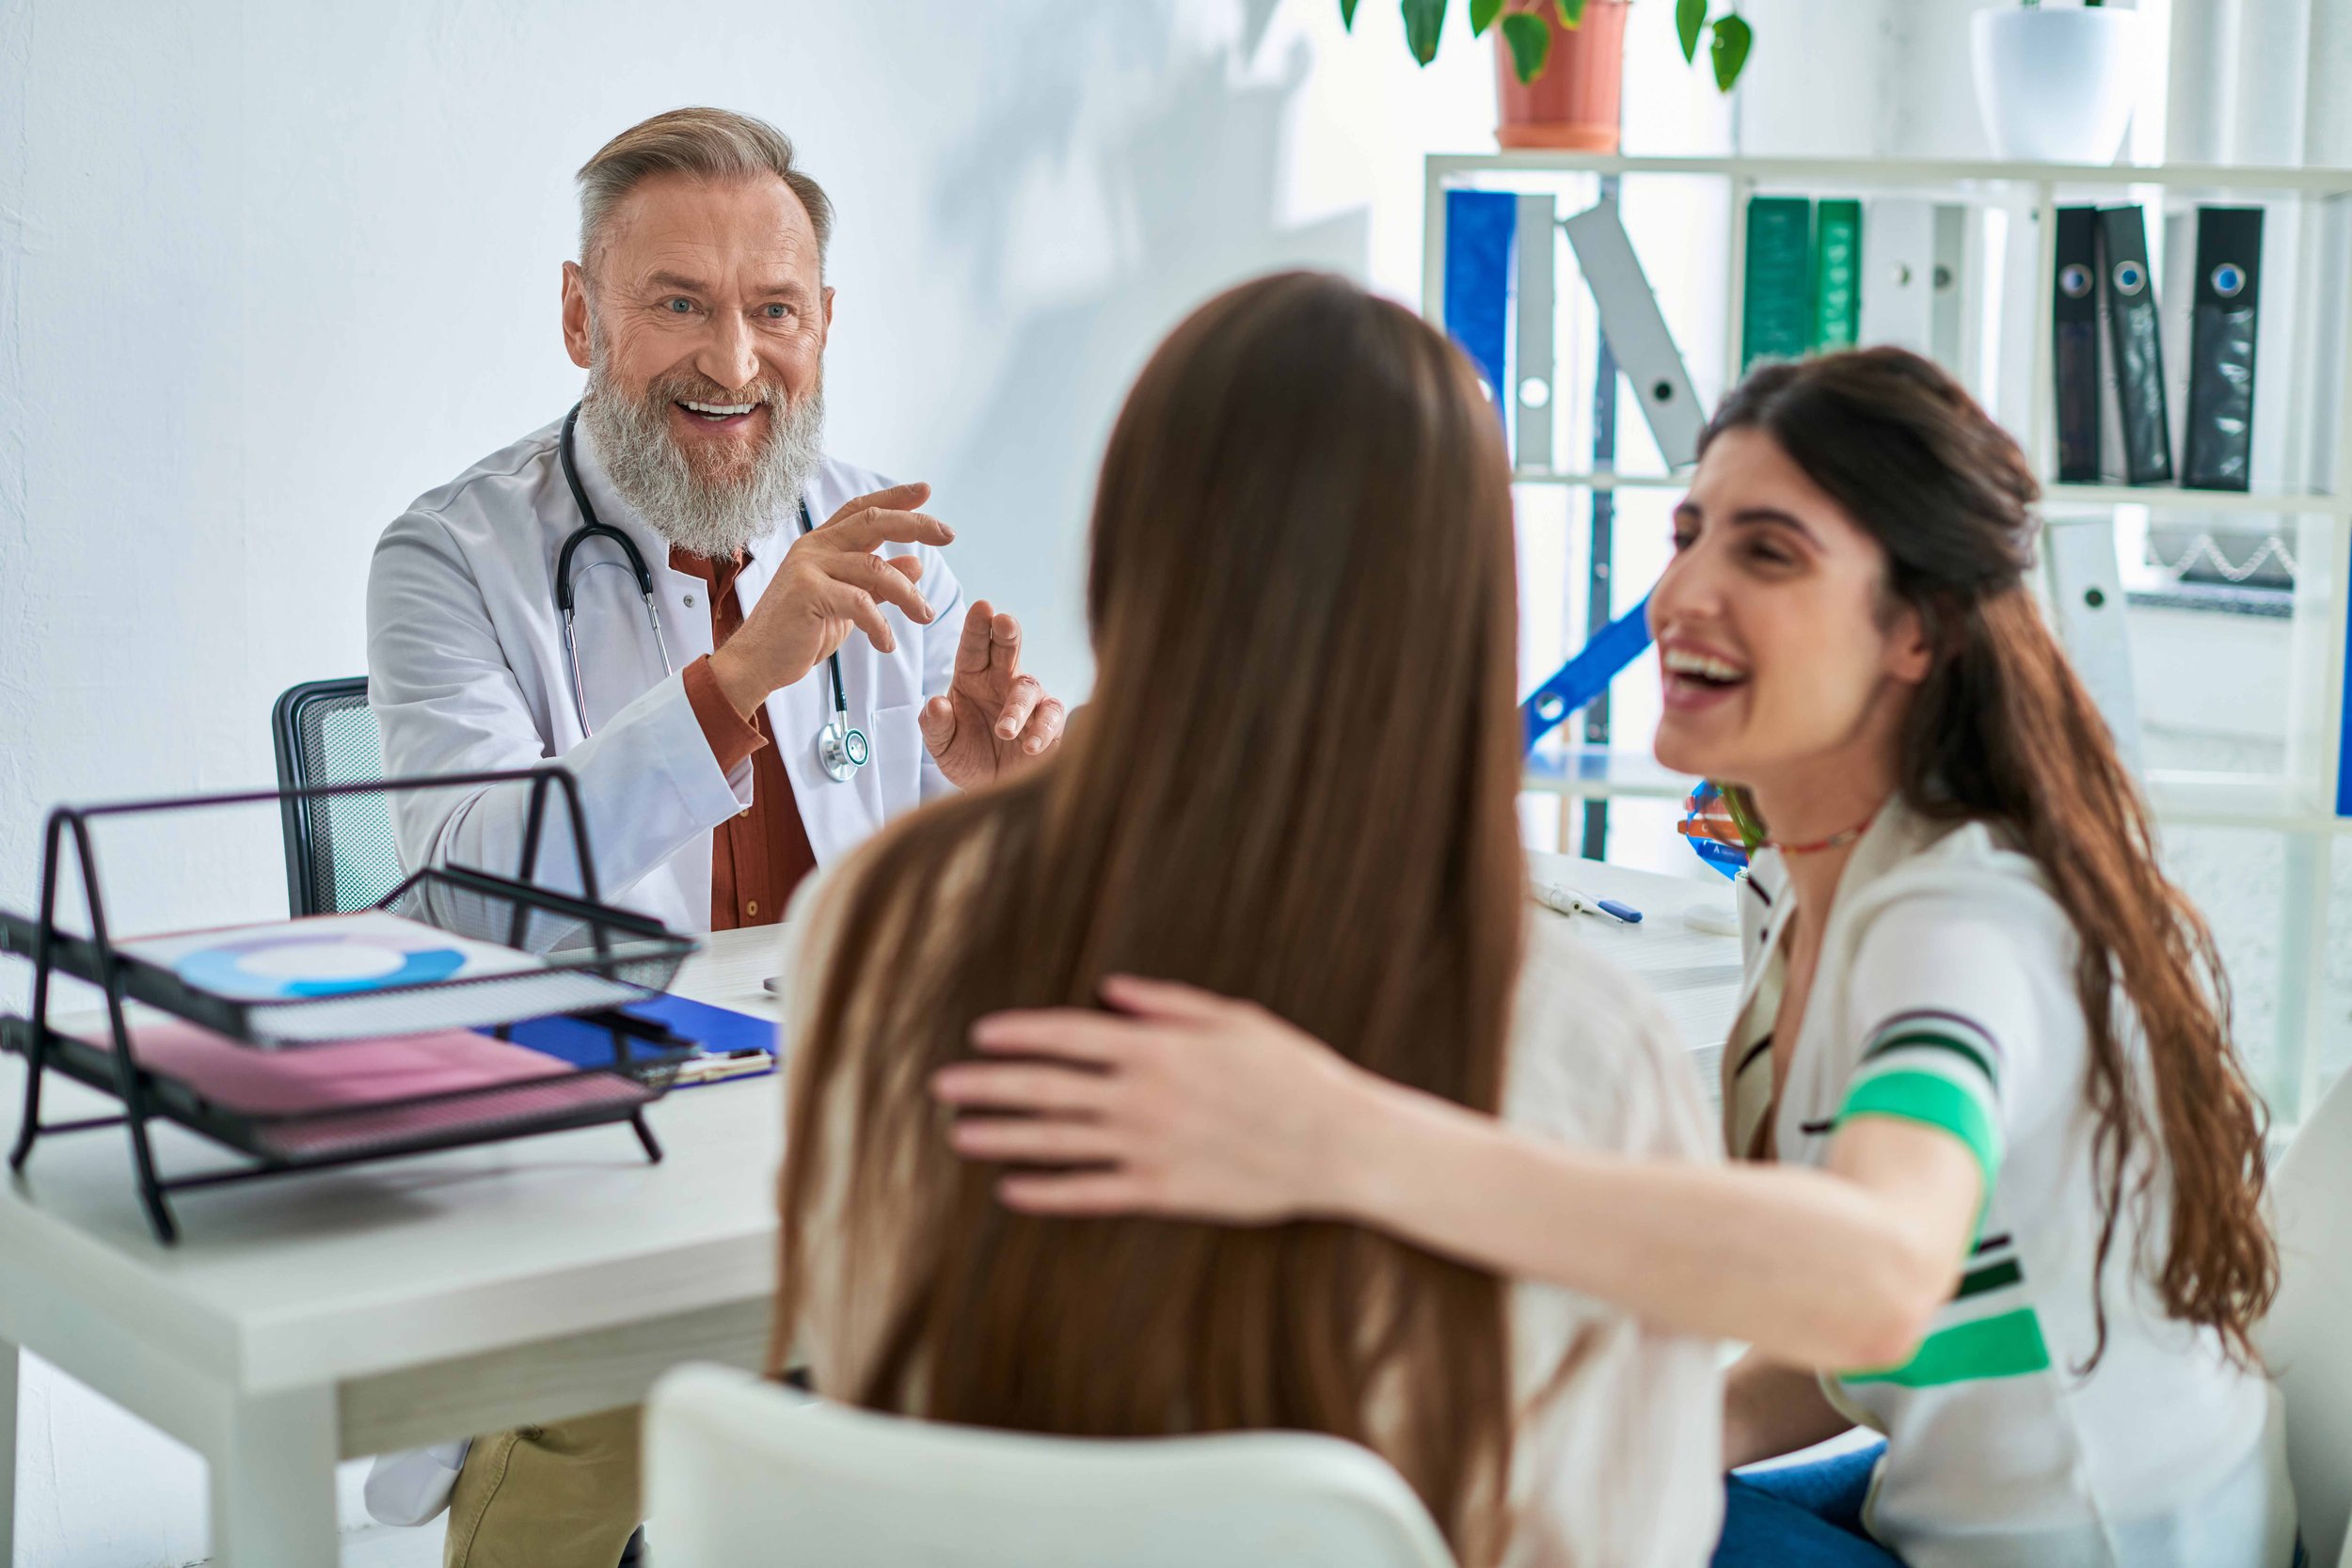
left=503, top=993, right=776, bottom=1085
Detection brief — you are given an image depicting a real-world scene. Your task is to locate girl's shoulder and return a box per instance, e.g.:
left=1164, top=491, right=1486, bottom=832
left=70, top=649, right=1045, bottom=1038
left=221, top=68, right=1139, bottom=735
left=1838, top=812, right=2074, bottom=958
left=1507, top=916, right=1719, bottom=1164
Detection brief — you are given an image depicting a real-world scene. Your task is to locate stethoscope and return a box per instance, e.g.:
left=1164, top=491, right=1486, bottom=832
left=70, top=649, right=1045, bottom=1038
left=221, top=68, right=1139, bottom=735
left=555, top=403, right=866, bottom=784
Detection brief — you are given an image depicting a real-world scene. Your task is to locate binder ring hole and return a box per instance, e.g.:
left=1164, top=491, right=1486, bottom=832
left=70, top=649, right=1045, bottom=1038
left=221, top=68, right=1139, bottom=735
left=2113, top=261, right=2146, bottom=295
left=1652, top=380, right=1675, bottom=404
left=2060, top=263, right=2093, bottom=299
left=2084, top=587, right=2106, bottom=610
left=2213, top=263, right=2246, bottom=298
left=1518, top=377, right=1551, bottom=409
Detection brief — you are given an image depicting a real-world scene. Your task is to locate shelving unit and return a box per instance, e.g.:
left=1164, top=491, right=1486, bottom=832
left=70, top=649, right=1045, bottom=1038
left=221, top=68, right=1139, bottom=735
left=1427, top=150, right=2352, bottom=1123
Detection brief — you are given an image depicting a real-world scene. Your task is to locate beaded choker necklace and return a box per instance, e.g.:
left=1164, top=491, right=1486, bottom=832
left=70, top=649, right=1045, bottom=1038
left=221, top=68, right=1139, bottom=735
left=1764, top=803, right=1882, bottom=857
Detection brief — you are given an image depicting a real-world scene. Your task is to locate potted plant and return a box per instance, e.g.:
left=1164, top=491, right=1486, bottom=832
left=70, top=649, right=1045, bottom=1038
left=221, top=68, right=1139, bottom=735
left=1970, top=0, right=2144, bottom=164
left=1344, top=0, right=1756, bottom=152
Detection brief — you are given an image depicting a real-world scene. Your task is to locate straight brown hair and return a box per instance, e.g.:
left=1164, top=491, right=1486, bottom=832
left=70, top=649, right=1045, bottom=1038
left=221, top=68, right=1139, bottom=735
left=1708, top=348, right=2276, bottom=1369
left=774, top=272, right=1528, bottom=1559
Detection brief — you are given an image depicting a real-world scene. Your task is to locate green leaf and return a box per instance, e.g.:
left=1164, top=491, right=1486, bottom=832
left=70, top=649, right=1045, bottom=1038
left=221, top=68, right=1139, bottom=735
left=1500, top=10, right=1551, bottom=83
left=1470, top=0, right=1503, bottom=36
left=1676, top=0, right=1708, bottom=63
left=1555, top=0, right=1586, bottom=26
left=1340, top=0, right=1361, bottom=28
left=1401, top=0, right=1449, bottom=65
left=1711, top=12, right=1753, bottom=91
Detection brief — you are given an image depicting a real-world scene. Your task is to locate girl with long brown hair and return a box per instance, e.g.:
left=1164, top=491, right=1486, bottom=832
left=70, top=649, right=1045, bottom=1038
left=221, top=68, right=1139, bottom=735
left=944, top=347, right=2296, bottom=1567
left=772, top=272, right=1724, bottom=1567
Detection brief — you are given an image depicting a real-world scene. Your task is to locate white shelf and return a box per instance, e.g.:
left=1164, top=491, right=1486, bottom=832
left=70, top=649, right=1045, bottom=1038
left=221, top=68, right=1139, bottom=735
left=1445, top=145, right=2352, bottom=1124
left=2143, top=772, right=2351, bottom=833
left=1509, top=472, right=2350, bottom=518
left=2043, top=483, right=2352, bottom=517
left=1523, top=763, right=2352, bottom=833
left=1430, top=151, right=2352, bottom=196
left=1522, top=749, right=1694, bottom=802
left=1511, top=467, right=1687, bottom=492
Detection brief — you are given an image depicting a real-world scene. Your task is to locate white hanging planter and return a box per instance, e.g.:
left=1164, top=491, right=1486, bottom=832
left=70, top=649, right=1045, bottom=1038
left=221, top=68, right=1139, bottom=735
left=1970, top=4, right=2145, bottom=164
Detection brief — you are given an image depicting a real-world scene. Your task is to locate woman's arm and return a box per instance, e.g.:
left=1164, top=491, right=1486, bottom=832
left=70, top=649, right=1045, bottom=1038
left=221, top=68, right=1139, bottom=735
left=1724, top=1352, right=1852, bottom=1471
left=937, top=976, right=1982, bottom=1371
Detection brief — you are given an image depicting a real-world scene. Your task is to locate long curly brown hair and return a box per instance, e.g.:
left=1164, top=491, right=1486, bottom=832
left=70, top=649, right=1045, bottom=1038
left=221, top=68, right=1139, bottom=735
left=1710, top=347, right=2277, bottom=1369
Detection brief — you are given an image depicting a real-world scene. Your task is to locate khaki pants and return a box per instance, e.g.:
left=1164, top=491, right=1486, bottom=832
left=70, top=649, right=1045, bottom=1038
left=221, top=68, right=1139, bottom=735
left=443, top=1406, right=643, bottom=1568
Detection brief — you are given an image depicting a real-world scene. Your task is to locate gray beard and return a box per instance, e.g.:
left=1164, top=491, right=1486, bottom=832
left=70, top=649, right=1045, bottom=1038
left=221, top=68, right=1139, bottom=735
left=580, top=338, right=825, bottom=561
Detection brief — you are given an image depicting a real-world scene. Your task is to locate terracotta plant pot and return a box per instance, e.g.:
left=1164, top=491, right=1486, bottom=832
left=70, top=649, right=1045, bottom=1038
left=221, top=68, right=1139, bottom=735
left=1495, top=0, right=1632, bottom=151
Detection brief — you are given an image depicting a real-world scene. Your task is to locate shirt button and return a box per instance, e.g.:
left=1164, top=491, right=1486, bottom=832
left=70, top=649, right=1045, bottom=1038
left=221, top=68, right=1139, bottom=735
left=746, top=900, right=759, bottom=917
left=684, top=593, right=697, bottom=608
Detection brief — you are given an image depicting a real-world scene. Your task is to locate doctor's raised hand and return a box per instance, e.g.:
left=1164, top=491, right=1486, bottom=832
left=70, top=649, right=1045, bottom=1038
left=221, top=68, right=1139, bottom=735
left=705, top=481, right=954, bottom=717
left=918, top=599, right=1067, bottom=785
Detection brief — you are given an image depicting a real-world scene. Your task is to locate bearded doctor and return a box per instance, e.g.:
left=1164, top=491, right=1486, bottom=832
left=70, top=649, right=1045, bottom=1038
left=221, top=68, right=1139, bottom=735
left=368, top=105, right=1064, bottom=941
left=362, top=107, right=1065, bottom=1567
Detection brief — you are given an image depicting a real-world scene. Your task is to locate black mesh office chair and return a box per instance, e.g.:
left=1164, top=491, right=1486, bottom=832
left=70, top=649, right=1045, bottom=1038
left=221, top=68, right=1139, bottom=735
left=270, top=677, right=407, bottom=916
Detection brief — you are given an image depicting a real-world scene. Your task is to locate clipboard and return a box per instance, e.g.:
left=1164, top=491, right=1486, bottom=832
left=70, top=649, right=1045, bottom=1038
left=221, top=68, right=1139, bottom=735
left=504, top=993, right=777, bottom=1087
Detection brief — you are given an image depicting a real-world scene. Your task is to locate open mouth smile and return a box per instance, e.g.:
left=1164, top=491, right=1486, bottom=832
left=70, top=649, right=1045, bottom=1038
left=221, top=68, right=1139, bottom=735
left=1660, top=642, right=1751, bottom=710
left=675, top=399, right=765, bottom=431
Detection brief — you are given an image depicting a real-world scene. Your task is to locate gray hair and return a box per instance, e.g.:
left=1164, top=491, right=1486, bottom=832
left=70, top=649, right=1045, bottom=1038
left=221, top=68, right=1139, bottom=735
left=576, top=107, right=834, bottom=275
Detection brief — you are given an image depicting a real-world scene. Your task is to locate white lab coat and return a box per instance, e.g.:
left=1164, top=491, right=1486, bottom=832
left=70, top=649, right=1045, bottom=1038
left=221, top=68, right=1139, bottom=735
left=366, top=413, right=961, bottom=932
left=359, top=414, right=961, bottom=1529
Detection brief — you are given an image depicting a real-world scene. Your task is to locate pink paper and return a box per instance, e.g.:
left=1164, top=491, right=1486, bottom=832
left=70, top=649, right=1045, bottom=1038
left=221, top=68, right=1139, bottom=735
left=74, top=1020, right=656, bottom=1159
left=86, top=1021, right=575, bottom=1115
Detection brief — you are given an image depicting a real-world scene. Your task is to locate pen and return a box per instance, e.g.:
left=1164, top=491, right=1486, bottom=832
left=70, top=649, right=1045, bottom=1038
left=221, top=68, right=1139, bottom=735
left=1533, top=881, right=1643, bottom=925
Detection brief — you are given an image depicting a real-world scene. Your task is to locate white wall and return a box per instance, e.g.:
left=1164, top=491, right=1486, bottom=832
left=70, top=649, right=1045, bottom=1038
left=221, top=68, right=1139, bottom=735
left=0, top=1, right=1510, bottom=1561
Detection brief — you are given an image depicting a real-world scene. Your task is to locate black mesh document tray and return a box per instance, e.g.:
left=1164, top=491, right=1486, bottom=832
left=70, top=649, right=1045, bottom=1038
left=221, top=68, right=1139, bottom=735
left=0, top=767, right=704, bottom=1243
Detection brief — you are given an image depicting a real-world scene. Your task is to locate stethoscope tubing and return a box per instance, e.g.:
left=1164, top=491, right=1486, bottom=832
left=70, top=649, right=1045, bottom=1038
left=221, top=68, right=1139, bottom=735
left=554, top=403, right=863, bottom=783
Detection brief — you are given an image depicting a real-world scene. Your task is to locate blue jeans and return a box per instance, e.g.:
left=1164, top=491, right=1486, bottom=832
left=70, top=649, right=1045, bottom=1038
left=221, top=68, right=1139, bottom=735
left=1713, top=1441, right=1904, bottom=1568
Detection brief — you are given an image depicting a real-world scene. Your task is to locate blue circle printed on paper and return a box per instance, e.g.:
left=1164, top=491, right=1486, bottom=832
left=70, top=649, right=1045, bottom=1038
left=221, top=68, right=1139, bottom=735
left=173, top=936, right=469, bottom=1000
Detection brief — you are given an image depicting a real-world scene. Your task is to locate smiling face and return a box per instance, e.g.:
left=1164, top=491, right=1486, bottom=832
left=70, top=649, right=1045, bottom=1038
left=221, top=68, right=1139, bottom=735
left=562, top=171, right=834, bottom=556
left=564, top=170, right=831, bottom=459
left=1647, top=427, right=1931, bottom=816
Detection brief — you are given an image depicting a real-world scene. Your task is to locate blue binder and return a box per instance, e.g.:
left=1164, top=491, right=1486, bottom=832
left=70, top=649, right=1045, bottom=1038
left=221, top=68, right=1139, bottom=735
left=1444, top=189, right=1518, bottom=427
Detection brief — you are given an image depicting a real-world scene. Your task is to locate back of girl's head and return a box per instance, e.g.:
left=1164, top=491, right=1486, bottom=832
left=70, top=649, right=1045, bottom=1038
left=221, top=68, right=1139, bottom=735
left=1708, top=347, right=2276, bottom=1367
left=776, top=272, right=1526, bottom=1558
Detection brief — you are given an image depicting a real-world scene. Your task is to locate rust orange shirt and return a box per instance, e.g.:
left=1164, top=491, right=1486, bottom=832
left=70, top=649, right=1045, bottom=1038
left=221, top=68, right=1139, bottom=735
left=673, top=546, right=819, bottom=929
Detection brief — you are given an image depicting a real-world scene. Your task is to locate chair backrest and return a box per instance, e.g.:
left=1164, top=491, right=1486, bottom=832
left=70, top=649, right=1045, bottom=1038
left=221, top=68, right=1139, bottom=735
left=270, top=676, right=405, bottom=916
left=644, top=1364, right=1458, bottom=1568
left=2262, top=1066, right=2352, bottom=1568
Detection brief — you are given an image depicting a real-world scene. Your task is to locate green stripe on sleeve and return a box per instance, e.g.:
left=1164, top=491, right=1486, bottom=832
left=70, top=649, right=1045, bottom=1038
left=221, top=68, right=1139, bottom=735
left=1837, top=1068, right=2003, bottom=1194
left=1844, top=1307, right=2052, bottom=1387
left=1863, top=1030, right=1998, bottom=1089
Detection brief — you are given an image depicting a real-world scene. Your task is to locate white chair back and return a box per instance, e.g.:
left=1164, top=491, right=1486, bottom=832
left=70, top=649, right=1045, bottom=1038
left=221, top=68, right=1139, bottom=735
left=2264, top=1065, right=2352, bottom=1567
left=644, top=1363, right=1457, bottom=1567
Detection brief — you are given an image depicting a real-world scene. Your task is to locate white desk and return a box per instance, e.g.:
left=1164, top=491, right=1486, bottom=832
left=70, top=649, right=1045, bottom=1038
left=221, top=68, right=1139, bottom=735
left=0, top=926, right=787, bottom=1568
left=0, top=861, right=1743, bottom=1566
left=1527, top=852, right=1747, bottom=1093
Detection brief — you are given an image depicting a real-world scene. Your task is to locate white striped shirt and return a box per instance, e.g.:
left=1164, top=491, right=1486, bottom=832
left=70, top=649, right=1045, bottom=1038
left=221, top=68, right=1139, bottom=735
left=1724, top=800, right=2295, bottom=1568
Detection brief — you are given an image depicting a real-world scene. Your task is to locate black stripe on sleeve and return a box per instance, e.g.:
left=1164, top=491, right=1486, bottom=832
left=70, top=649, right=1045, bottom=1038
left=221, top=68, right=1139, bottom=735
left=1952, top=1258, right=2024, bottom=1301
left=1868, top=1007, right=2007, bottom=1062
left=1862, top=1030, right=1998, bottom=1087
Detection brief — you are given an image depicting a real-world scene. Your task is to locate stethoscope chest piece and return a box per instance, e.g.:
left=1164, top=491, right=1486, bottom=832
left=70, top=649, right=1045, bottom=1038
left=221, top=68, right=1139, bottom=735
left=818, top=710, right=869, bottom=783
